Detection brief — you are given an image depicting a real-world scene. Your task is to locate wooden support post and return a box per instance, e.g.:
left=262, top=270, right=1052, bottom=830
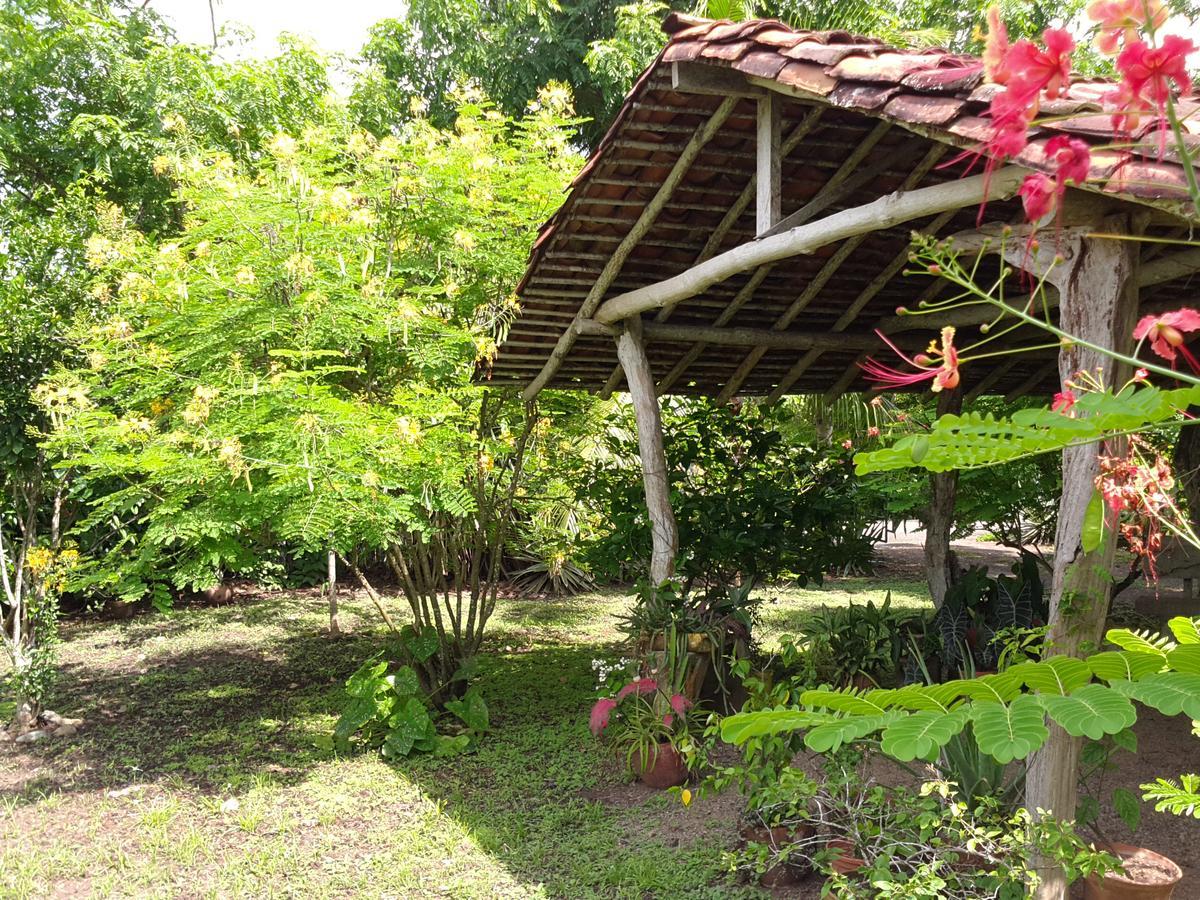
left=614, top=318, right=678, bottom=584
left=1023, top=218, right=1141, bottom=900
left=521, top=96, right=739, bottom=400
left=925, top=388, right=962, bottom=609
left=756, top=93, right=781, bottom=237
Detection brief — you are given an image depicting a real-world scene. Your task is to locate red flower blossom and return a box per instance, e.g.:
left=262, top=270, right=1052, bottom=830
left=1088, top=0, right=1167, bottom=56
left=616, top=677, right=658, bottom=701
left=1110, top=36, right=1196, bottom=138
left=1006, top=29, right=1075, bottom=100
left=1052, top=389, right=1077, bottom=415
left=590, top=698, right=617, bottom=736
left=1046, top=135, right=1091, bottom=188
left=1133, top=309, right=1200, bottom=371
left=1018, top=173, right=1058, bottom=222
left=861, top=327, right=961, bottom=393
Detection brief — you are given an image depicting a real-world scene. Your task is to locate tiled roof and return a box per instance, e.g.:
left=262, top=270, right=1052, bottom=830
left=490, top=14, right=1199, bottom=399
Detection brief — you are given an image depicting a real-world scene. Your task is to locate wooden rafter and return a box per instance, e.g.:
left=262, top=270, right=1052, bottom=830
left=714, top=143, right=954, bottom=403
left=520, top=96, right=740, bottom=401
left=598, top=108, right=825, bottom=397
left=592, top=167, right=1026, bottom=327
left=574, top=317, right=882, bottom=350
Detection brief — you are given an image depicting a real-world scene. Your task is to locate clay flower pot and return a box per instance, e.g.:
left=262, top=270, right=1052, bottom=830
left=1084, top=843, right=1183, bottom=899
left=827, top=837, right=866, bottom=876
left=630, top=741, right=688, bottom=789
left=738, top=821, right=817, bottom=887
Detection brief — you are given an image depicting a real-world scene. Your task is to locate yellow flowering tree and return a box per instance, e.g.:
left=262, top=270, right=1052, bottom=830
left=46, top=94, right=581, bottom=700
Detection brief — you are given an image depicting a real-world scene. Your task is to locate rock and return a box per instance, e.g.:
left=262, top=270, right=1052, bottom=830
left=220, top=797, right=240, bottom=813
left=41, top=710, right=64, bottom=726
left=106, top=784, right=147, bottom=799
left=15, top=729, right=49, bottom=744
left=55, top=723, right=78, bottom=737
left=60, top=717, right=83, bottom=727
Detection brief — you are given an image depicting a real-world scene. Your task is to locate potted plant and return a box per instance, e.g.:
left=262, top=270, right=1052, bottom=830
left=589, top=675, right=701, bottom=789
left=1083, top=844, right=1183, bottom=899
left=736, top=770, right=820, bottom=887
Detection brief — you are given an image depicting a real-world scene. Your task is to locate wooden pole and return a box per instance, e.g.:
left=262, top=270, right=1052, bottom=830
left=593, top=168, right=1027, bottom=326
left=614, top=318, right=678, bottom=584
left=756, top=93, right=781, bottom=237
left=1023, top=218, right=1140, bottom=900
left=327, top=548, right=340, bottom=635
left=925, top=387, right=962, bottom=609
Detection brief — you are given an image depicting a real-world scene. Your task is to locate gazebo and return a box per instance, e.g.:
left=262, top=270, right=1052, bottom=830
left=488, top=14, right=1200, bottom=894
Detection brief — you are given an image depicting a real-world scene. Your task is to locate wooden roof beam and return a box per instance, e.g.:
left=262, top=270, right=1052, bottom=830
left=574, top=317, right=881, bottom=350
left=592, top=167, right=1027, bottom=326
left=520, top=96, right=740, bottom=401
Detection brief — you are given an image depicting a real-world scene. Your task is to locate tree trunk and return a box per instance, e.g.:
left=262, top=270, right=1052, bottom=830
left=925, top=387, right=962, bottom=608
left=614, top=318, right=678, bottom=584
left=1025, top=220, right=1139, bottom=900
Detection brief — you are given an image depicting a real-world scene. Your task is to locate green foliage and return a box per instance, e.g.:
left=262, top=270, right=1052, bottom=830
left=585, top=400, right=884, bottom=588
left=856, top=385, right=1200, bottom=474
left=331, top=655, right=486, bottom=758
left=798, top=594, right=919, bottom=687
left=1141, top=774, right=1200, bottom=818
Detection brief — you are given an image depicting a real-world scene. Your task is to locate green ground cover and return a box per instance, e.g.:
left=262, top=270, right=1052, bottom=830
left=1, top=578, right=927, bottom=899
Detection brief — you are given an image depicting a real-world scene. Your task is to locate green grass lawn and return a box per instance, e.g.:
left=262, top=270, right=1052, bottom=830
left=1, top=577, right=928, bottom=899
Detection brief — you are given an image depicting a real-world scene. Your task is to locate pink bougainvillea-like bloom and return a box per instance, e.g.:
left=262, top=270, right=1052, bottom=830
left=1052, top=389, right=1077, bottom=415
left=867, top=425, right=881, bottom=437
left=1018, top=173, right=1058, bottom=222
left=1006, top=28, right=1075, bottom=100
left=1088, top=0, right=1168, bottom=56
left=983, top=6, right=1011, bottom=83
left=1046, top=135, right=1091, bottom=188
left=1134, top=309, right=1200, bottom=371
left=669, top=693, right=692, bottom=716
left=861, top=326, right=960, bottom=393
left=1110, top=36, right=1196, bottom=138
left=590, top=697, right=617, bottom=736
left=616, top=677, right=658, bottom=701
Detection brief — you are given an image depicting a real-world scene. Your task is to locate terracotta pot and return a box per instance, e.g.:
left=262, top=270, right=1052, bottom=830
left=630, top=742, right=688, bottom=789
left=827, top=837, right=866, bottom=876
left=738, top=821, right=816, bottom=887
left=1084, top=843, right=1183, bottom=899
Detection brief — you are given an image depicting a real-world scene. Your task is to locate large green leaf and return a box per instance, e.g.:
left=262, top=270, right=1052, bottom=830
left=1038, top=684, right=1137, bottom=740
left=345, top=658, right=388, bottom=698
left=1087, top=651, right=1165, bottom=682
left=880, top=709, right=969, bottom=762
left=721, top=709, right=829, bottom=744
left=855, top=386, right=1200, bottom=475
left=1106, top=628, right=1174, bottom=659
left=805, top=712, right=901, bottom=753
left=1168, top=616, right=1200, bottom=645
left=799, top=689, right=897, bottom=715
left=401, top=625, right=439, bottom=664
left=1122, top=672, right=1200, bottom=718
left=970, top=694, right=1049, bottom=763
left=1012, top=657, right=1092, bottom=696
left=388, top=665, right=421, bottom=697
left=383, top=697, right=434, bottom=758
left=1167, top=645, right=1200, bottom=674
left=887, top=682, right=968, bottom=713
left=333, top=694, right=379, bottom=749
left=952, top=672, right=1023, bottom=704
left=445, top=687, right=489, bottom=733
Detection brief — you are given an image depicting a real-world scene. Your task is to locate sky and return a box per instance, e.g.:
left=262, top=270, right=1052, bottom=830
left=145, top=0, right=396, bottom=59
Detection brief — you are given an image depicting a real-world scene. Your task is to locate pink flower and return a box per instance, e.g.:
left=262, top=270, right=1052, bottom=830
left=983, top=6, right=1011, bottom=83
left=1134, top=367, right=1149, bottom=382
left=1134, top=309, right=1200, bottom=371
left=1006, top=29, right=1075, bottom=100
left=1110, top=37, right=1195, bottom=139
left=1046, top=135, right=1091, bottom=188
left=861, top=326, right=960, bottom=393
left=663, top=714, right=674, bottom=727
left=1052, top=389, right=1077, bottom=415
left=669, top=693, right=692, bottom=716
left=616, top=677, right=658, bottom=701
left=867, top=426, right=880, bottom=437
left=842, top=439, right=854, bottom=449
left=590, top=698, right=617, bottom=736
left=1018, top=173, right=1058, bottom=222
left=1088, top=0, right=1167, bottom=56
